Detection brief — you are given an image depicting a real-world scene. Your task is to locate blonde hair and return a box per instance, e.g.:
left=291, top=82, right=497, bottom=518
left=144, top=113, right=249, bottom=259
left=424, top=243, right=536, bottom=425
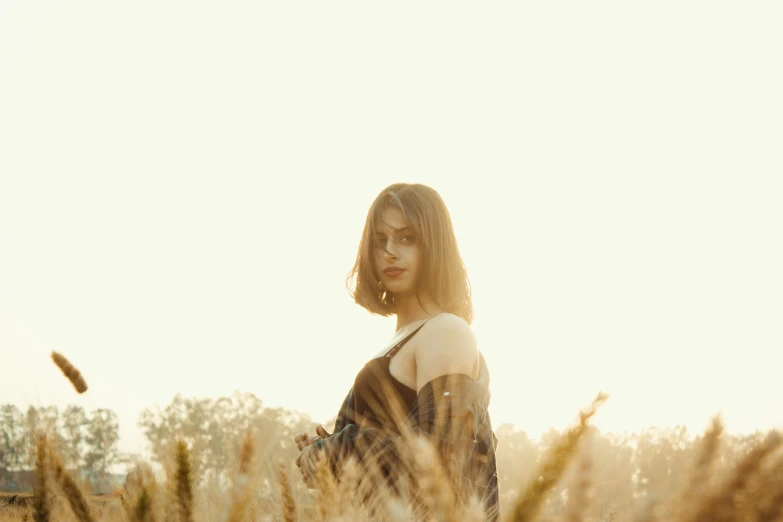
left=346, top=183, right=473, bottom=324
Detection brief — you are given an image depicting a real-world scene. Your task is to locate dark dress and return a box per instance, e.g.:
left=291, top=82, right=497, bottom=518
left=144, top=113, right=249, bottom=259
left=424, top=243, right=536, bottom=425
left=312, top=319, right=500, bottom=521
left=352, top=322, right=425, bottom=433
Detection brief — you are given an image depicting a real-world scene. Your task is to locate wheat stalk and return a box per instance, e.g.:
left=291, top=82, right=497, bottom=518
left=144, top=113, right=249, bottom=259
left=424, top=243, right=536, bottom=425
left=50, top=450, right=95, bottom=522
left=752, top=453, right=783, bottom=522
left=276, top=460, right=297, bottom=522
left=122, top=462, right=159, bottom=522
left=237, top=431, right=255, bottom=477
left=314, top=450, right=339, bottom=522
left=33, top=435, right=50, bottom=522
left=173, top=440, right=194, bottom=522
left=226, top=432, right=257, bottom=522
left=671, top=415, right=724, bottom=521
left=335, top=456, right=360, bottom=512
left=510, top=392, right=608, bottom=522
left=565, top=439, right=592, bottom=522
left=689, top=430, right=782, bottom=522
left=130, top=489, right=153, bottom=522
left=50, top=351, right=88, bottom=394
left=411, top=435, right=461, bottom=522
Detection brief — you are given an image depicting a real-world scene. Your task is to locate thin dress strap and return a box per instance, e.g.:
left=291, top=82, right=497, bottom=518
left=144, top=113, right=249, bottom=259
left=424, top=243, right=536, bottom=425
left=384, top=315, right=438, bottom=359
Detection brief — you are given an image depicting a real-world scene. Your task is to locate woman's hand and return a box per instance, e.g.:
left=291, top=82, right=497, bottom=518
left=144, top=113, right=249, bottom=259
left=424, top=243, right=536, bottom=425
left=293, top=425, right=331, bottom=451
left=315, top=425, right=332, bottom=439
left=294, top=424, right=331, bottom=451
left=294, top=432, right=321, bottom=452
left=294, top=425, right=332, bottom=488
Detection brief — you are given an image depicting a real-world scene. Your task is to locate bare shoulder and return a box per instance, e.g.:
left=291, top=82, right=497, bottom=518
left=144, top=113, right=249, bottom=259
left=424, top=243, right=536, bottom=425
left=419, top=312, right=476, bottom=345
left=414, top=313, right=478, bottom=391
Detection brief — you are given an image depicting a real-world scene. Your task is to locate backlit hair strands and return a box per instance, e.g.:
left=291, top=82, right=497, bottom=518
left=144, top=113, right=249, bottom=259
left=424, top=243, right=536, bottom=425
left=346, top=183, right=473, bottom=325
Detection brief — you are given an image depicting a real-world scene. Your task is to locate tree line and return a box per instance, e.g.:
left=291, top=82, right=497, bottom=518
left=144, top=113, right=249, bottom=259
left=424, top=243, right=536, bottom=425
left=0, top=404, right=120, bottom=491
left=3, top=392, right=775, bottom=519
left=137, top=392, right=774, bottom=519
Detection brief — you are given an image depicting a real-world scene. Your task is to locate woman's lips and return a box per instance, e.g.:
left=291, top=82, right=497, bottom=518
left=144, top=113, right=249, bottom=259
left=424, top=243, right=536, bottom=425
left=384, top=269, right=405, bottom=277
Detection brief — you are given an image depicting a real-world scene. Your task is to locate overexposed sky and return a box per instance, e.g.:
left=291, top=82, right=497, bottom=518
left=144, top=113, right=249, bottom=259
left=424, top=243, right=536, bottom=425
left=1, top=2, right=781, bottom=458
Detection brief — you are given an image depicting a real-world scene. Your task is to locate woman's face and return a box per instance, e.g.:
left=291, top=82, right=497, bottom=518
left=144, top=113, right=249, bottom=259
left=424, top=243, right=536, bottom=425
left=373, top=206, right=421, bottom=297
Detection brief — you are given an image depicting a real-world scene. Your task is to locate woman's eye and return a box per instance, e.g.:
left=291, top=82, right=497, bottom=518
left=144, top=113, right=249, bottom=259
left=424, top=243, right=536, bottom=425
left=400, top=235, right=416, bottom=243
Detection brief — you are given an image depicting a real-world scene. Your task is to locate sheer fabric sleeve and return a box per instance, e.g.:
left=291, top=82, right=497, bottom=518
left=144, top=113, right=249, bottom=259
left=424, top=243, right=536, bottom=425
left=331, top=386, right=357, bottom=435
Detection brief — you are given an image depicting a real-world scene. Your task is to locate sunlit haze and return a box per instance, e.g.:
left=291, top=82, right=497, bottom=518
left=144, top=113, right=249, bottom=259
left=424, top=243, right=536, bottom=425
left=1, top=2, right=781, bottom=460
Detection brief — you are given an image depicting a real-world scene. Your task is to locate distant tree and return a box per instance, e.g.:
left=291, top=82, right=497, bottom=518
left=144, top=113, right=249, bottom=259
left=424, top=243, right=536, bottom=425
left=0, top=405, right=25, bottom=482
left=138, top=391, right=313, bottom=484
left=60, top=405, right=88, bottom=469
left=633, top=425, right=692, bottom=502
left=83, top=409, right=120, bottom=476
left=24, top=405, right=59, bottom=434
left=587, top=429, right=635, bottom=517
left=0, top=403, right=120, bottom=492
left=21, top=406, right=60, bottom=468
left=494, top=422, right=538, bottom=494
left=138, top=394, right=214, bottom=480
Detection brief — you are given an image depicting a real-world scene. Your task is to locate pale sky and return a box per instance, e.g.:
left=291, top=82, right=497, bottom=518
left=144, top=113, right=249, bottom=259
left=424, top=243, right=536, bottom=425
left=1, top=2, right=781, bottom=459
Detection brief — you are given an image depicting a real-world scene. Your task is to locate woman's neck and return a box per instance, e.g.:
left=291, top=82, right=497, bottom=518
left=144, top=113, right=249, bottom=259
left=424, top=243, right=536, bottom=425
left=393, top=292, right=442, bottom=331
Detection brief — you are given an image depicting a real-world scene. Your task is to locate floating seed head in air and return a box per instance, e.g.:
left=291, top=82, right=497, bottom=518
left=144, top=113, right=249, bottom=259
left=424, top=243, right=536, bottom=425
left=51, top=351, right=88, bottom=394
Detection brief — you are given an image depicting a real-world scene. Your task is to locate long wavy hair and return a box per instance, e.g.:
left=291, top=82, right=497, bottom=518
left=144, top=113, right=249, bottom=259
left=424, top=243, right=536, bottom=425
left=346, top=183, right=473, bottom=325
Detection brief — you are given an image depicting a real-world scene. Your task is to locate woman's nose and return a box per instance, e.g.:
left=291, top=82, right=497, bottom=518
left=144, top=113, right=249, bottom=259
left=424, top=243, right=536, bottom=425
left=384, top=242, right=398, bottom=260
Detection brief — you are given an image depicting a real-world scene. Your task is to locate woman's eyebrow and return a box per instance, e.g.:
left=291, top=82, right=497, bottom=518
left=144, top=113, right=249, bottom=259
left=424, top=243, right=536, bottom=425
left=376, top=226, right=413, bottom=235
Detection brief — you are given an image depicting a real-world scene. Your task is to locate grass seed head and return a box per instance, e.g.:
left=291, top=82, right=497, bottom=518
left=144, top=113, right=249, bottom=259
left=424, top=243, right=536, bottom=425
left=50, top=351, right=88, bottom=394
left=33, top=435, right=51, bottom=522
left=511, top=392, right=608, bottom=522
left=174, top=440, right=194, bottom=522
left=275, top=461, right=297, bottom=522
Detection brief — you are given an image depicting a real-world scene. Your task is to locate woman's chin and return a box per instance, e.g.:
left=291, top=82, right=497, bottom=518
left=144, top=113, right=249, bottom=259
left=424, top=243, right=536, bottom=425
left=387, top=286, right=416, bottom=298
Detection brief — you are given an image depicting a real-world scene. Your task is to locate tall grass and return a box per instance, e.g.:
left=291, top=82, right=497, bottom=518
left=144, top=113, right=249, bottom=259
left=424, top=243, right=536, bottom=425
left=510, top=393, right=608, bottom=522
left=2, top=351, right=782, bottom=522
left=173, top=440, right=194, bottom=522
left=32, top=436, right=50, bottom=522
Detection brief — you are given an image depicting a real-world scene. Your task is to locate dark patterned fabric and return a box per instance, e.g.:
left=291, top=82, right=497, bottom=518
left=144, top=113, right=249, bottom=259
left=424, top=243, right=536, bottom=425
left=312, top=353, right=500, bottom=522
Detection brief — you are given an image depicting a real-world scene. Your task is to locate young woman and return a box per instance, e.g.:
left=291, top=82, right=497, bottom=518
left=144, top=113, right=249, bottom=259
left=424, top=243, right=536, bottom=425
left=294, top=183, right=499, bottom=520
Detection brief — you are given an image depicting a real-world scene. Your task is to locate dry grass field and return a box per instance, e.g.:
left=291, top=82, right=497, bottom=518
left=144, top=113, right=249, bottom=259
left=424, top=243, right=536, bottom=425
left=0, top=353, right=781, bottom=522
